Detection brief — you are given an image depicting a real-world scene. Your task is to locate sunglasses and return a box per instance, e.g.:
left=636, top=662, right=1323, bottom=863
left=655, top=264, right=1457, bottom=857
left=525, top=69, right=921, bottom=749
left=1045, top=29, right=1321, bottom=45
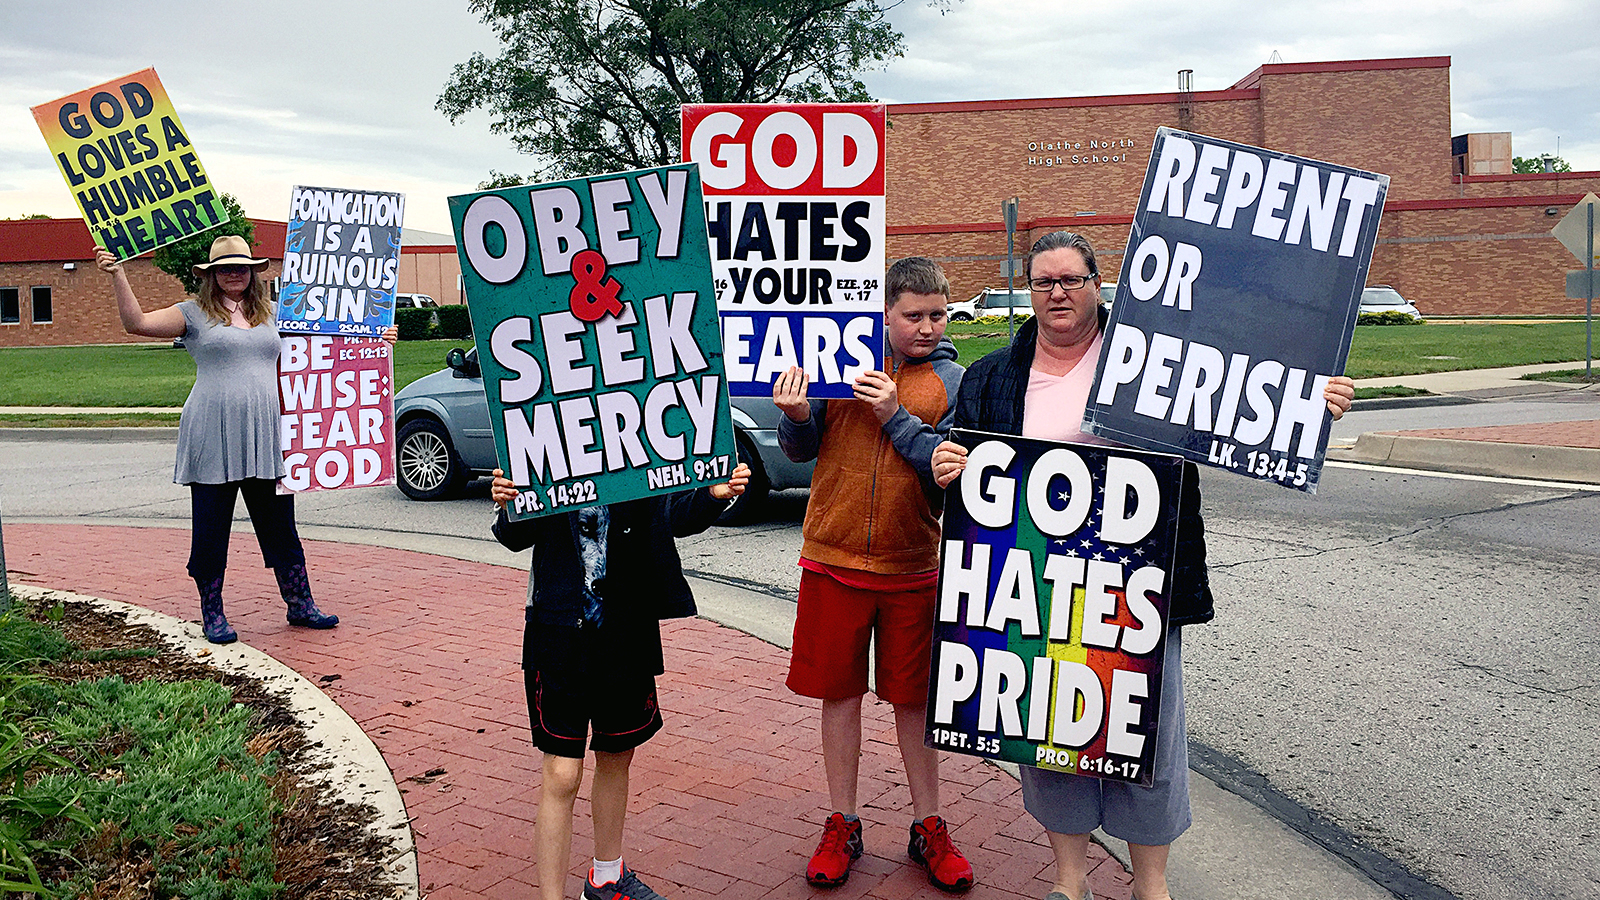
left=213, top=265, right=252, bottom=276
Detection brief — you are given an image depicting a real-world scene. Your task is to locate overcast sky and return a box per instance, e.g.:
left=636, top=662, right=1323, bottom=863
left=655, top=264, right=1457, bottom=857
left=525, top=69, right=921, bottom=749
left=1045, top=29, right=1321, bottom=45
left=3, top=0, right=1596, bottom=236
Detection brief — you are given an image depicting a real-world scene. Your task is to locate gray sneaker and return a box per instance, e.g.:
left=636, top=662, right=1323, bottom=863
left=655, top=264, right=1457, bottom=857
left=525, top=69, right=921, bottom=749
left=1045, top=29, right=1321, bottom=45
left=583, top=867, right=668, bottom=900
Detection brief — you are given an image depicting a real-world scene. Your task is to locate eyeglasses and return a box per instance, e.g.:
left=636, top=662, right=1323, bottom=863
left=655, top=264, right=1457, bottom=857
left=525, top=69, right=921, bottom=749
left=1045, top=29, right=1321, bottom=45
left=1029, top=274, right=1096, bottom=292
left=214, top=265, right=251, bottom=276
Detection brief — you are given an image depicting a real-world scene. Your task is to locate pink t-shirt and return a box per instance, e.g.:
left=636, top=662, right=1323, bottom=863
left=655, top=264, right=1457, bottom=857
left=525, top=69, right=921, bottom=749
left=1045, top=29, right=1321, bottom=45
left=1021, top=330, right=1117, bottom=445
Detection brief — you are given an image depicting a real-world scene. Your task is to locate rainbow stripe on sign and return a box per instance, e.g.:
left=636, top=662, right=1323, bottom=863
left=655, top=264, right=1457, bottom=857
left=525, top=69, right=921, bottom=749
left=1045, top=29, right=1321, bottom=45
left=32, top=68, right=227, bottom=259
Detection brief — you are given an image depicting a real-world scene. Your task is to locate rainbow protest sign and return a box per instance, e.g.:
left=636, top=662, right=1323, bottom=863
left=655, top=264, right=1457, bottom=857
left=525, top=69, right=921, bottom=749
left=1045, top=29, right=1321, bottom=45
left=928, top=429, right=1184, bottom=785
left=32, top=68, right=227, bottom=259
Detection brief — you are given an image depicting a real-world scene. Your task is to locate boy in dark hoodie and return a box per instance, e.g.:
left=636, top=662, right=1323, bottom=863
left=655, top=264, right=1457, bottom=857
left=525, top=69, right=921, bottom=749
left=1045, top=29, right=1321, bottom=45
left=772, top=256, right=971, bottom=891
left=491, top=462, right=748, bottom=900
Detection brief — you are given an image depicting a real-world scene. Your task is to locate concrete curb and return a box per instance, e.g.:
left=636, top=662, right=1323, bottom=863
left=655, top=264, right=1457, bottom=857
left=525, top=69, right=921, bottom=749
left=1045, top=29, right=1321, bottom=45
left=1334, top=433, right=1600, bottom=484
left=9, top=584, right=419, bottom=899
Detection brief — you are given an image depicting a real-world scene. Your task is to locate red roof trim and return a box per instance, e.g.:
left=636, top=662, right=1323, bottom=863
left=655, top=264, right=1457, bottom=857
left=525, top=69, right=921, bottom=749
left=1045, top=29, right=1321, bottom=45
left=1231, top=56, right=1450, bottom=90
left=890, top=89, right=1257, bottom=116
left=892, top=194, right=1588, bottom=235
left=1455, top=171, right=1600, bottom=183
left=890, top=214, right=1134, bottom=236
left=0, top=217, right=450, bottom=263
left=1386, top=194, right=1590, bottom=212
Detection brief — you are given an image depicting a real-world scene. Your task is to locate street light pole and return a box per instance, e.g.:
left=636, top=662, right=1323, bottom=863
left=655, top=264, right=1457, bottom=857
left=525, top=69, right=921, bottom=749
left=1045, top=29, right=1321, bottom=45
left=1586, top=203, right=1593, bottom=379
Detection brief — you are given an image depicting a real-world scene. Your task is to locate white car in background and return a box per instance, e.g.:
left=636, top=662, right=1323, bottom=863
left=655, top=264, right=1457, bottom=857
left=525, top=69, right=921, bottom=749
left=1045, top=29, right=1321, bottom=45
left=947, top=288, right=1033, bottom=322
left=1358, top=285, right=1423, bottom=320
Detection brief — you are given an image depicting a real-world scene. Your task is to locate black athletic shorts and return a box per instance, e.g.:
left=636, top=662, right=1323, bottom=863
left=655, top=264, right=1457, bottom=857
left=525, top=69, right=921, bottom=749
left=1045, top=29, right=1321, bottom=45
left=522, top=621, right=663, bottom=759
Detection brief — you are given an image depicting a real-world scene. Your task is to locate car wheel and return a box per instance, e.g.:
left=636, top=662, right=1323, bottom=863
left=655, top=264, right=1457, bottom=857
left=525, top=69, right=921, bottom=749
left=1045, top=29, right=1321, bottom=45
left=396, top=418, right=465, bottom=500
left=717, top=433, right=770, bottom=524
left=950, top=312, right=972, bottom=322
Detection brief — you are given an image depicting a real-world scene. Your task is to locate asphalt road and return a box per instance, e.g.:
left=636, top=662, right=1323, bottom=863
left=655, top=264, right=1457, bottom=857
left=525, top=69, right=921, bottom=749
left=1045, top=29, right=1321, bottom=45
left=2, top=429, right=1596, bottom=900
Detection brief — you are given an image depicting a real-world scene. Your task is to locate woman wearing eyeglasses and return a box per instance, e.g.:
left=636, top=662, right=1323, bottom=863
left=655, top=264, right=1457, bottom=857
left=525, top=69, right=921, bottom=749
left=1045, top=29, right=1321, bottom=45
left=97, top=235, right=394, bottom=644
left=931, top=231, right=1353, bottom=900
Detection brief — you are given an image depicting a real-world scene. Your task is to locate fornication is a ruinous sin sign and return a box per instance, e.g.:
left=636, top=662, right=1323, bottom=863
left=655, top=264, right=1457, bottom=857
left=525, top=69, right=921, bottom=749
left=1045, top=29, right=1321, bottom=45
left=927, top=430, right=1183, bottom=786
left=1086, top=128, right=1389, bottom=492
left=276, top=186, right=405, bottom=337
left=449, top=163, right=736, bottom=521
left=682, top=104, right=887, bottom=398
left=32, top=68, right=227, bottom=260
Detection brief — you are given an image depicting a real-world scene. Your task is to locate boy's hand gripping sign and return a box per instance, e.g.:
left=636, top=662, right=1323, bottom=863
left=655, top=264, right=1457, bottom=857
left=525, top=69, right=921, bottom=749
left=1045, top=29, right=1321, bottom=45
left=449, top=164, right=736, bottom=521
left=928, top=430, right=1183, bottom=786
left=682, top=104, right=887, bottom=398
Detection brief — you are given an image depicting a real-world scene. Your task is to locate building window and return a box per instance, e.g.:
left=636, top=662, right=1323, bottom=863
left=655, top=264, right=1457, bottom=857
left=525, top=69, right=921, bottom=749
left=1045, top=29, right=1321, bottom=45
left=0, top=287, right=18, bottom=324
left=31, top=286, right=53, bottom=324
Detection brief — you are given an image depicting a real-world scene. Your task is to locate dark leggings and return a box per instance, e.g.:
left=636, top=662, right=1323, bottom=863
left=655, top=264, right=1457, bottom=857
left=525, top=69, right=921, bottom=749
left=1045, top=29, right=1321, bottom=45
left=187, top=479, right=306, bottom=581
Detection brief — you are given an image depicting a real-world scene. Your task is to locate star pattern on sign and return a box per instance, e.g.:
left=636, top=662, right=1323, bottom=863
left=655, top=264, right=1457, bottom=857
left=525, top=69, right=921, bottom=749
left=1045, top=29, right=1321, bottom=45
left=1030, top=448, right=1177, bottom=600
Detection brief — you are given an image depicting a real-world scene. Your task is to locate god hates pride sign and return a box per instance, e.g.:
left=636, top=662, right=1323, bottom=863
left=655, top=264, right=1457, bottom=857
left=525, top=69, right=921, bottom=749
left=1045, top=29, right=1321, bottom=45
left=32, top=68, right=227, bottom=260
left=928, top=430, right=1183, bottom=786
left=682, top=104, right=886, bottom=398
left=449, top=163, right=736, bottom=521
left=276, top=336, right=396, bottom=494
left=1085, top=128, right=1388, bottom=492
left=276, top=185, right=405, bottom=337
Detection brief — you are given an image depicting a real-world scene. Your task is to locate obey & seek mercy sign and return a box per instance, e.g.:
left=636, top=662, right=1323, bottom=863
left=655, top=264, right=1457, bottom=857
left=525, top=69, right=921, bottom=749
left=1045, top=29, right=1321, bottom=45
left=450, top=164, right=735, bottom=520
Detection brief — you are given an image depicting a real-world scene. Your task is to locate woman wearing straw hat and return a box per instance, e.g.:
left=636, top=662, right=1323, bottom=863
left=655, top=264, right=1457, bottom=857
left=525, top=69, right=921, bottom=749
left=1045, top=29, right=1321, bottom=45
left=95, top=234, right=394, bottom=644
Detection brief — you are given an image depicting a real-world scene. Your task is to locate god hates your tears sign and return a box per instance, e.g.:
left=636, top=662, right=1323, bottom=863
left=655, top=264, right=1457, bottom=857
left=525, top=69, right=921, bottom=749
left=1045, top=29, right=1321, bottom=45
left=928, top=430, right=1184, bottom=786
left=277, top=335, right=396, bottom=494
left=32, top=68, right=227, bottom=260
left=449, top=163, right=736, bottom=521
left=1085, top=128, right=1389, bottom=493
left=682, top=104, right=886, bottom=398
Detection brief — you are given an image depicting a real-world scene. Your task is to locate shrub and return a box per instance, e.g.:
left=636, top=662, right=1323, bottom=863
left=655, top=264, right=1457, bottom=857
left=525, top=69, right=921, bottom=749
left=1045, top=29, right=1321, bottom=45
left=436, top=305, right=473, bottom=339
left=395, top=308, right=434, bottom=340
left=1357, top=311, right=1422, bottom=326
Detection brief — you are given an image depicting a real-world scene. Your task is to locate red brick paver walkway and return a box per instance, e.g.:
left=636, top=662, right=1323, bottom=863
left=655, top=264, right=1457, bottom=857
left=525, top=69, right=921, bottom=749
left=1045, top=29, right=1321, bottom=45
left=6, top=523, right=1133, bottom=900
left=1387, top=418, right=1600, bottom=449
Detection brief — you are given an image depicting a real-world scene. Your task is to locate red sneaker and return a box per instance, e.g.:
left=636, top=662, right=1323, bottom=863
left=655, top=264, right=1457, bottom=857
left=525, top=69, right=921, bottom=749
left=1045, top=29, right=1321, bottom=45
left=806, top=812, right=864, bottom=886
left=908, top=815, right=974, bottom=892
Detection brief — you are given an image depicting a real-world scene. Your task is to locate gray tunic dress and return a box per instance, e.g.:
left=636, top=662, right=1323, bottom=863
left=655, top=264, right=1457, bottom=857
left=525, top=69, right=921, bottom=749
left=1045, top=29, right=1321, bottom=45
left=174, top=301, right=285, bottom=485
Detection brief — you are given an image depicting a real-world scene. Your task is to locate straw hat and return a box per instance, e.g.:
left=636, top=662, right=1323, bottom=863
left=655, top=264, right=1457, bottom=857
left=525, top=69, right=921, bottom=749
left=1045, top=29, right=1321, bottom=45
left=191, top=234, right=269, bottom=277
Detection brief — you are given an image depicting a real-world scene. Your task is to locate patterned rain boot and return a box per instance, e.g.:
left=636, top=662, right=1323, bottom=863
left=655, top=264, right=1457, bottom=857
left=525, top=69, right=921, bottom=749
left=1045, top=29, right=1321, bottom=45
left=275, top=562, right=338, bottom=629
left=196, top=573, right=237, bottom=644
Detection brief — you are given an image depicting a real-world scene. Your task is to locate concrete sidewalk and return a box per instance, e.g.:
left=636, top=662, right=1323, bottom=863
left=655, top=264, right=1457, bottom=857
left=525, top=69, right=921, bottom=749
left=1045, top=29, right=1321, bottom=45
left=1330, top=363, right=1600, bottom=483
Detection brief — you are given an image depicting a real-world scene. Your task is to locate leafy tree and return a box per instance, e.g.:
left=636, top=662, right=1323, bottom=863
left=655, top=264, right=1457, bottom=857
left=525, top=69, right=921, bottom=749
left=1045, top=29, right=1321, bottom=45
left=439, top=0, right=938, bottom=179
left=1513, top=155, right=1572, bottom=174
left=479, top=170, right=532, bottom=190
left=150, top=192, right=254, bottom=295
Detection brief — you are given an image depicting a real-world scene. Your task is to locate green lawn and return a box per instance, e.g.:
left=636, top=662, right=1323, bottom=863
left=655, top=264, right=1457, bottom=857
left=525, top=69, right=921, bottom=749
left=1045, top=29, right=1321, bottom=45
left=946, top=319, right=1597, bottom=379
left=0, top=339, right=474, bottom=407
left=0, top=324, right=1591, bottom=409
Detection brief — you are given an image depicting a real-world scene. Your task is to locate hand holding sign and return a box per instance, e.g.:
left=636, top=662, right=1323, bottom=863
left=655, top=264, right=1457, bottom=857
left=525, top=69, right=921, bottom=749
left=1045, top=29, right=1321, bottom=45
left=852, top=370, right=899, bottom=424
left=773, top=366, right=812, bottom=423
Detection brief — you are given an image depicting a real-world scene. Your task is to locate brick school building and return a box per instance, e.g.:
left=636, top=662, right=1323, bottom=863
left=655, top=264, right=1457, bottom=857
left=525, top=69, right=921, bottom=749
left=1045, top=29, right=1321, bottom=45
left=882, top=56, right=1599, bottom=316
left=0, top=218, right=459, bottom=347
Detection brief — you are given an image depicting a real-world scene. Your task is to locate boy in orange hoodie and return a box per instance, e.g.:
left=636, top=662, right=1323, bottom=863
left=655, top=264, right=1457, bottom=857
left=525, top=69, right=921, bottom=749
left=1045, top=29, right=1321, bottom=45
left=774, top=256, right=971, bottom=891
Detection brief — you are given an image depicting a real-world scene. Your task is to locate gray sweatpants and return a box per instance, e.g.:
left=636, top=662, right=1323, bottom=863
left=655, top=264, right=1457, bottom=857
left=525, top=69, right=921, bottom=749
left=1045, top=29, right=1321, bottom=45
left=1019, top=627, right=1191, bottom=846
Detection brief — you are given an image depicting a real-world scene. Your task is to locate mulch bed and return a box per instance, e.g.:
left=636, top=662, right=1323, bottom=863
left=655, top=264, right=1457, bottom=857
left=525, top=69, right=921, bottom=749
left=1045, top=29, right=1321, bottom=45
left=19, top=596, right=405, bottom=899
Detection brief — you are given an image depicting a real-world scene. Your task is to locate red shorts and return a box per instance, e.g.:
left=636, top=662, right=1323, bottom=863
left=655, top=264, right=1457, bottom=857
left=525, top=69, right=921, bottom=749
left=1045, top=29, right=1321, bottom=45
left=786, top=567, right=936, bottom=705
